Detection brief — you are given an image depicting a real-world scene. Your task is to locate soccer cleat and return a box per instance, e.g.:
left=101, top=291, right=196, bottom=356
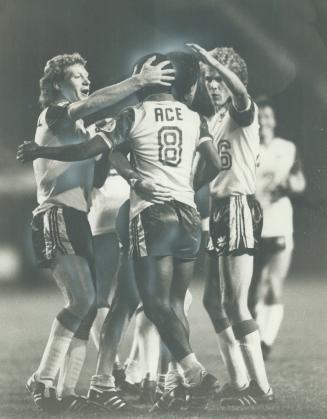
left=149, top=383, right=188, bottom=413
left=220, top=380, right=275, bottom=406
left=187, top=372, right=218, bottom=411
left=261, top=341, right=272, bottom=361
left=119, top=379, right=142, bottom=396
left=155, top=374, right=166, bottom=401
left=88, top=386, right=131, bottom=412
left=26, top=374, right=60, bottom=414
left=214, top=382, right=249, bottom=400
left=138, top=374, right=157, bottom=405
left=59, top=395, right=107, bottom=414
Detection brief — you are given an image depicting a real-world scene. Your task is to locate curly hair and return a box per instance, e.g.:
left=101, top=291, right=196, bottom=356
left=205, top=47, right=248, bottom=86
left=39, top=53, right=87, bottom=108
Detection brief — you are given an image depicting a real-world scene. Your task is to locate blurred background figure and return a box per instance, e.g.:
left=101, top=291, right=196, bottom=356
left=250, top=98, right=306, bottom=360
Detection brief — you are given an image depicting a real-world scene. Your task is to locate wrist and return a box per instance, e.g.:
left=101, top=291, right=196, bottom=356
left=132, top=74, right=145, bottom=88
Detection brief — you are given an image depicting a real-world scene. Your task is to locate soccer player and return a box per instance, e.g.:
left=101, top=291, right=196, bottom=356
left=187, top=43, right=274, bottom=406
left=17, top=51, right=223, bottom=412
left=251, top=99, right=306, bottom=359
left=17, top=52, right=174, bottom=414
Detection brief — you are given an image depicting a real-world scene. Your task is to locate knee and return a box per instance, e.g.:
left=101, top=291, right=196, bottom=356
left=69, top=290, right=97, bottom=319
left=143, top=298, right=171, bottom=326
left=226, top=298, right=250, bottom=324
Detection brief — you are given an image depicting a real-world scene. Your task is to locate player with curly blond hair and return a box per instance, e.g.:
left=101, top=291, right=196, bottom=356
left=188, top=43, right=274, bottom=407
left=23, top=51, right=175, bottom=414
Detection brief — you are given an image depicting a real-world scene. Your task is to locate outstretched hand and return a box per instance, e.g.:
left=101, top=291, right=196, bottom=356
left=16, top=141, right=40, bottom=162
left=138, top=56, right=175, bottom=87
left=134, top=179, right=173, bottom=204
left=186, top=43, right=218, bottom=68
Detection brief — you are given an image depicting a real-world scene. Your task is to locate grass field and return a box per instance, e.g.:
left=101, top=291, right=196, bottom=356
left=0, top=276, right=326, bottom=419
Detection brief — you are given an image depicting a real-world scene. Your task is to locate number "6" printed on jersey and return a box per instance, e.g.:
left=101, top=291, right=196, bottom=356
left=218, top=139, right=232, bottom=170
left=158, top=126, right=182, bottom=167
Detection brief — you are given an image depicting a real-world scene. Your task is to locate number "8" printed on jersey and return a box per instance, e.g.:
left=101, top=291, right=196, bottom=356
left=158, top=126, right=182, bottom=167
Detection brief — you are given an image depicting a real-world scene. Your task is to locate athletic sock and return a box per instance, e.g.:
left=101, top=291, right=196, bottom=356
left=91, top=307, right=109, bottom=350
left=165, top=362, right=183, bottom=391
left=57, top=337, right=87, bottom=397
left=234, top=320, right=270, bottom=393
left=179, top=353, right=205, bottom=386
left=90, top=374, right=116, bottom=390
left=217, top=327, right=249, bottom=389
left=261, top=304, right=284, bottom=346
left=137, top=312, right=160, bottom=382
left=125, top=359, right=142, bottom=384
left=36, top=318, right=74, bottom=386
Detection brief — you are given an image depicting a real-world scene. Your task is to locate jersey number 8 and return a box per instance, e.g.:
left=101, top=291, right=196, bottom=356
left=158, top=126, right=182, bottom=167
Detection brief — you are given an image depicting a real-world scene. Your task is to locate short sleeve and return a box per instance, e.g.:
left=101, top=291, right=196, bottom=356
left=45, top=104, right=70, bottom=132
left=198, top=115, right=213, bottom=148
left=229, top=99, right=255, bottom=127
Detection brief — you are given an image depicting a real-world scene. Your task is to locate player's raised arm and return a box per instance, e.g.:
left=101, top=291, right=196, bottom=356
left=186, top=43, right=249, bottom=111
left=68, top=57, right=175, bottom=120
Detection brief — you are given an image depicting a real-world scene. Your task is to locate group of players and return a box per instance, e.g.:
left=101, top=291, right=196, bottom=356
left=16, top=42, right=305, bottom=415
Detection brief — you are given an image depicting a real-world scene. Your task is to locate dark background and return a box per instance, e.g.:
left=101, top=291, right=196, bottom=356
left=0, top=0, right=326, bottom=281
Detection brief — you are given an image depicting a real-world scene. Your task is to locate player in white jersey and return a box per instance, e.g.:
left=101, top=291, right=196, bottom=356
left=188, top=43, right=274, bottom=406
left=18, top=51, right=223, bottom=412
left=250, top=99, right=306, bottom=360
left=17, top=52, right=175, bottom=414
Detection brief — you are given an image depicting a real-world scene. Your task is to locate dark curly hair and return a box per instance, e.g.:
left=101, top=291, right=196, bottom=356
left=39, top=53, right=87, bottom=109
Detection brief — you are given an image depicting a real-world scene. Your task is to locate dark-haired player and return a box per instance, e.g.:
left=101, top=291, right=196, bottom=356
left=17, top=51, right=222, bottom=412
left=188, top=43, right=274, bottom=406
left=251, top=100, right=306, bottom=359
left=17, top=52, right=174, bottom=414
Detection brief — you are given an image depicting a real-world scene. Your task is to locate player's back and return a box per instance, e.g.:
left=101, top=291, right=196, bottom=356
left=33, top=102, right=95, bottom=215
left=128, top=99, right=207, bottom=217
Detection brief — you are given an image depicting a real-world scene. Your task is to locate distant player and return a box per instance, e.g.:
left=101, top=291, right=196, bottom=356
left=251, top=99, right=306, bottom=359
left=188, top=43, right=274, bottom=406
left=17, top=52, right=174, bottom=414
left=17, top=51, right=222, bottom=412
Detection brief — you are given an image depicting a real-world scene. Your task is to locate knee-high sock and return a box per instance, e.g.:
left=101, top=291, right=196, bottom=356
left=261, top=304, right=284, bottom=346
left=57, top=337, right=87, bottom=397
left=36, top=319, right=74, bottom=386
left=255, top=302, right=269, bottom=335
left=136, top=311, right=160, bottom=381
left=91, top=307, right=109, bottom=350
left=234, top=321, right=270, bottom=392
left=217, top=327, right=249, bottom=388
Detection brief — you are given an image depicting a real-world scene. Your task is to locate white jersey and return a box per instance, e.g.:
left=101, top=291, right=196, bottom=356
left=108, top=99, right=212, bottom=219
left=208, top=100, right=260, bottom=198
left=33, top=101, right=95, bottom=215
left=256, top=138, right=297, bottom=238
left=88, top=171, right=130, bottom=235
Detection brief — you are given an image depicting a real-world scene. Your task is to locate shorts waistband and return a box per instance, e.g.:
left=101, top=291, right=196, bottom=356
left=212, top=194, right=256, bottom=206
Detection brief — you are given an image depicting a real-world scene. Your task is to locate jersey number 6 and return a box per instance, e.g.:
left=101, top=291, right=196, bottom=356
left=158, top=126, right=182, bottom=167
left=218, top=139, right=232, bottom=170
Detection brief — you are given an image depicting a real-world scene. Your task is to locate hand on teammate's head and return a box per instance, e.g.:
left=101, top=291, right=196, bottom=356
left=138, top=55, right=175, bottom=87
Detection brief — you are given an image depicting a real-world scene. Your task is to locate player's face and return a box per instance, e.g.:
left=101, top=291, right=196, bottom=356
left=59, top=64, right=90, bottom=102
left=259, top=106, right=276, bottom=137
left=203, top=67, right=231, bottom=109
